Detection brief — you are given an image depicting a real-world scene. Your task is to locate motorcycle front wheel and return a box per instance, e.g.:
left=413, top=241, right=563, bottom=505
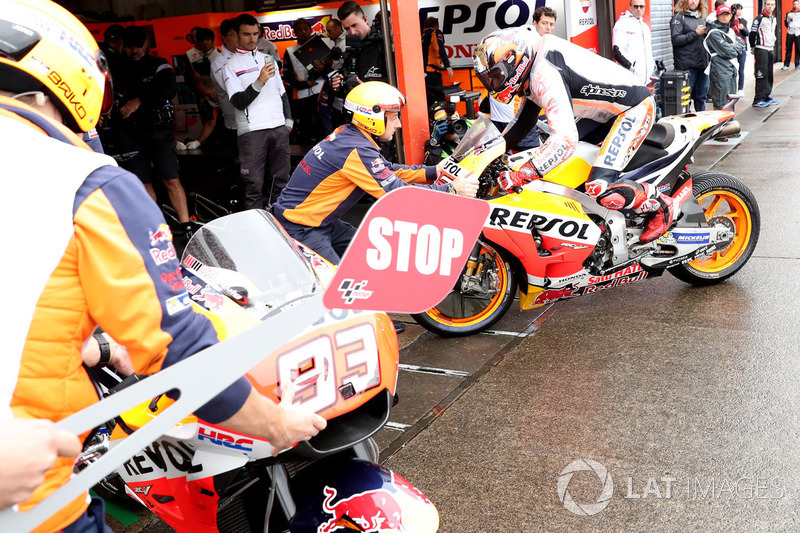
left=669, top=171, right=760, bottom=285
left=411, top=241, right=517, bottom=337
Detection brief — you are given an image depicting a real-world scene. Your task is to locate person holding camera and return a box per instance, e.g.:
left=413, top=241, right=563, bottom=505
left=338, top=1, right=388, bottom=84
left=115, top=25, right=193, bottom=242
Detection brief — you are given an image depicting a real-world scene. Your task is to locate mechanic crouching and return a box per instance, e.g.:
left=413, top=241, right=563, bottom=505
left=272, top=82, right=478, bottom=332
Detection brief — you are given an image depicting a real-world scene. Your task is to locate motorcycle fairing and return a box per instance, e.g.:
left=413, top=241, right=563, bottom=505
left=290, top=458, right=439, bottom=533
left=483, top=187, right=602, bottom=287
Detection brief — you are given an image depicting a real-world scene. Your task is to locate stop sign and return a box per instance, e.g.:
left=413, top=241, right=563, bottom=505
left=324, top=187, right=489, bottom=313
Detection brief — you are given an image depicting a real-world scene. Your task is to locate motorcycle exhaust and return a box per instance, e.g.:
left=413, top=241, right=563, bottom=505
left=713, top=120, right=741, bottom=139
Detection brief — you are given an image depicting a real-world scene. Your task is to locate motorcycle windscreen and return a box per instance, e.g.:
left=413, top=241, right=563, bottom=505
left=181, top=210, right=320, bottom=321
left=448, top=114, right=504, bottom=164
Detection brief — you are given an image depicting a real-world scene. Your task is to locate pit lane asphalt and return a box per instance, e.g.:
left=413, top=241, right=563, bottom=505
left=384, top=68, right=800, bottom=531
left=109, top=66, right=800, bottom=532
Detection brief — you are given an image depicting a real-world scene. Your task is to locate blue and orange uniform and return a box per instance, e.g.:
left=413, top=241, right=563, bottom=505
left=0, top=96, right=250, bottom=532
left=273, top=124, right=448, bottom=263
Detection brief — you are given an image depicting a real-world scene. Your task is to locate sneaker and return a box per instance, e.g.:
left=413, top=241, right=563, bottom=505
left=781, top=65, right=790, bottom=70
left=766, top=98, right=779, bottom=106
left=736, top=90, right=745, bottom=97
left=796, top=65, right=800, bottom=70
left=392, top=319, right=406, bottom=334
left=752, top=100, right=769, bottom=108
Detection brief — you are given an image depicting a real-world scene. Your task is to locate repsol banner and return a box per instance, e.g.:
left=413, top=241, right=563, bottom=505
left=418, top=0, right=598, bottom=68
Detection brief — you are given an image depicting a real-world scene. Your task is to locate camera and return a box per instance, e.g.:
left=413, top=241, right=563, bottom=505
left=329, top=34, right=366, bottom=97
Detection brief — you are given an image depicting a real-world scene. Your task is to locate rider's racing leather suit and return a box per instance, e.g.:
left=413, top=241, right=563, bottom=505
left=503, top=32, right=655, bottom=186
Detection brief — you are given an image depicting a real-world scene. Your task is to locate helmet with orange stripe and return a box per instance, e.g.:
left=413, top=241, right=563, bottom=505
left=344, top=81, right=405, bottom=137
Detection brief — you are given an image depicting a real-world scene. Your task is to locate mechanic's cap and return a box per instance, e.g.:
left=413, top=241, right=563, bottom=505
left=716, top=5, right=731, bottom=15
left=104, top=24, right=124, bottom=40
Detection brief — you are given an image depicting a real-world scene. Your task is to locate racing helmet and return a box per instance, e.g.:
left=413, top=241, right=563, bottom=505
left=344, top=81, right=405, bottom=137
left=0, top=0, right=111, bottom=132
left=473, top=27, right=539, bottom=104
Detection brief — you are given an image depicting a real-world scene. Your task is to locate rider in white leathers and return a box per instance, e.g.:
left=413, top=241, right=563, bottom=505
left=473, top=26, right=677, bottom=243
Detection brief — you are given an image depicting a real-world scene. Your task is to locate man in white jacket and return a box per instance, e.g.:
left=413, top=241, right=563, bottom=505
left=612, top=0, right=656, bottom=85
left=223, top=14, right=293, bottom=209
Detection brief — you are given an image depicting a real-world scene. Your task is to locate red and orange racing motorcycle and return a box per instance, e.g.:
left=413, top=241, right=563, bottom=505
left=78, top=210, right=438, bottom=533
left=412, top=113, right=759, bottom=337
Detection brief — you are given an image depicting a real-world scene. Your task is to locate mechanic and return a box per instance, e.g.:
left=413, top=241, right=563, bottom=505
left=283, top=17, right=328, bottom=144
left=210, top=18, right=239, bottom=144
left=421, top=17, right=454, bottom=91
left=473, top=27, right=676, bottom=244
left=0, top=1, right=325, bottom=529
left=273, top=81, right=478, bottom=264
left=223, top=13, right=293, bottom=209
left=114, top=25, right=194, bottom=242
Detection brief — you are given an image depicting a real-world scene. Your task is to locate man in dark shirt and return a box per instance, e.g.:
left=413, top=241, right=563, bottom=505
left=338, top=1, right=388, bottom=83
left=115, top=26, right=193, bottom=241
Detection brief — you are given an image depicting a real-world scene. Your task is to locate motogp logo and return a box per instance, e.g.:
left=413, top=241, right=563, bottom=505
left=337, top=279, right=373, bottom=304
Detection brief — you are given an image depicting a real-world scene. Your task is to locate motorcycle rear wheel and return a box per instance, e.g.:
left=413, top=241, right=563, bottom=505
left=669, top=171, right=760, bottom=285
left=411, top=241, right=517, bottom=337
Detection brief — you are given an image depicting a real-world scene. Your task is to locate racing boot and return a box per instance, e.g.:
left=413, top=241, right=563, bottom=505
left=584, top=167, right=621, bottom=198
left=594, top=179, right=659, bottom=212
left=640, top=195, right=678, bottom=243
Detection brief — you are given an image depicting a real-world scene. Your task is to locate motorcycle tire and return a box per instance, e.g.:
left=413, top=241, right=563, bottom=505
left=411, top=241, right=517, bottom=337
left=668, top=171, right=760, bottom=286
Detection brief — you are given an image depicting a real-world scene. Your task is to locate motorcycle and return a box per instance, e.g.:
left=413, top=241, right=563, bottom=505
left=77, top=210, right=439, bottom=532
left=412, top=111, right=759, bottom=337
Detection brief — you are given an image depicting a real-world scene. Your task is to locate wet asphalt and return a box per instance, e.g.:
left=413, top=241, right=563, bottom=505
left=109, top=65, right=800, bottom=533
left=384, top=68, right=800, bottom=531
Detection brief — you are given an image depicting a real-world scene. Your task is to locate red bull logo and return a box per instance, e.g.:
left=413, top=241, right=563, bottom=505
left=533, top=286, right=579, bottom=305
left=194, top=288, right=225, bottom=311
left=311, top=21, right=326, bottom=34
left=318, top=486, right=405, bottom=533
left=149, top=223, right=173, bottom=246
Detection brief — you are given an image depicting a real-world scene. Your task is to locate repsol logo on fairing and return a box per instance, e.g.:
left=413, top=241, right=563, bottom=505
left=419, top=1, right=533, bottom=35
left=603, top=116, right=636, bottom=166
left=47, top=70, right=87, bottom=119
left=489, top=207, right=594, bottom=241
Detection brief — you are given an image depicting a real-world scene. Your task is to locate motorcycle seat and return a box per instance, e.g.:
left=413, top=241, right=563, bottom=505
left=642, top=122, right=675, bottom=150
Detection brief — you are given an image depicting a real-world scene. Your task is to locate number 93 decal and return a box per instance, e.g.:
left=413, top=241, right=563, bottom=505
left=275, top=322, right=381, bottom=412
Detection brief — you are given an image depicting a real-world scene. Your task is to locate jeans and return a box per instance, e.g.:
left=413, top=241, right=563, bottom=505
left=687, top=68, right=709, bottom=112
left=282, top=219, right=357, bottom=265
left=63, top=497, right=113, bottom=533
